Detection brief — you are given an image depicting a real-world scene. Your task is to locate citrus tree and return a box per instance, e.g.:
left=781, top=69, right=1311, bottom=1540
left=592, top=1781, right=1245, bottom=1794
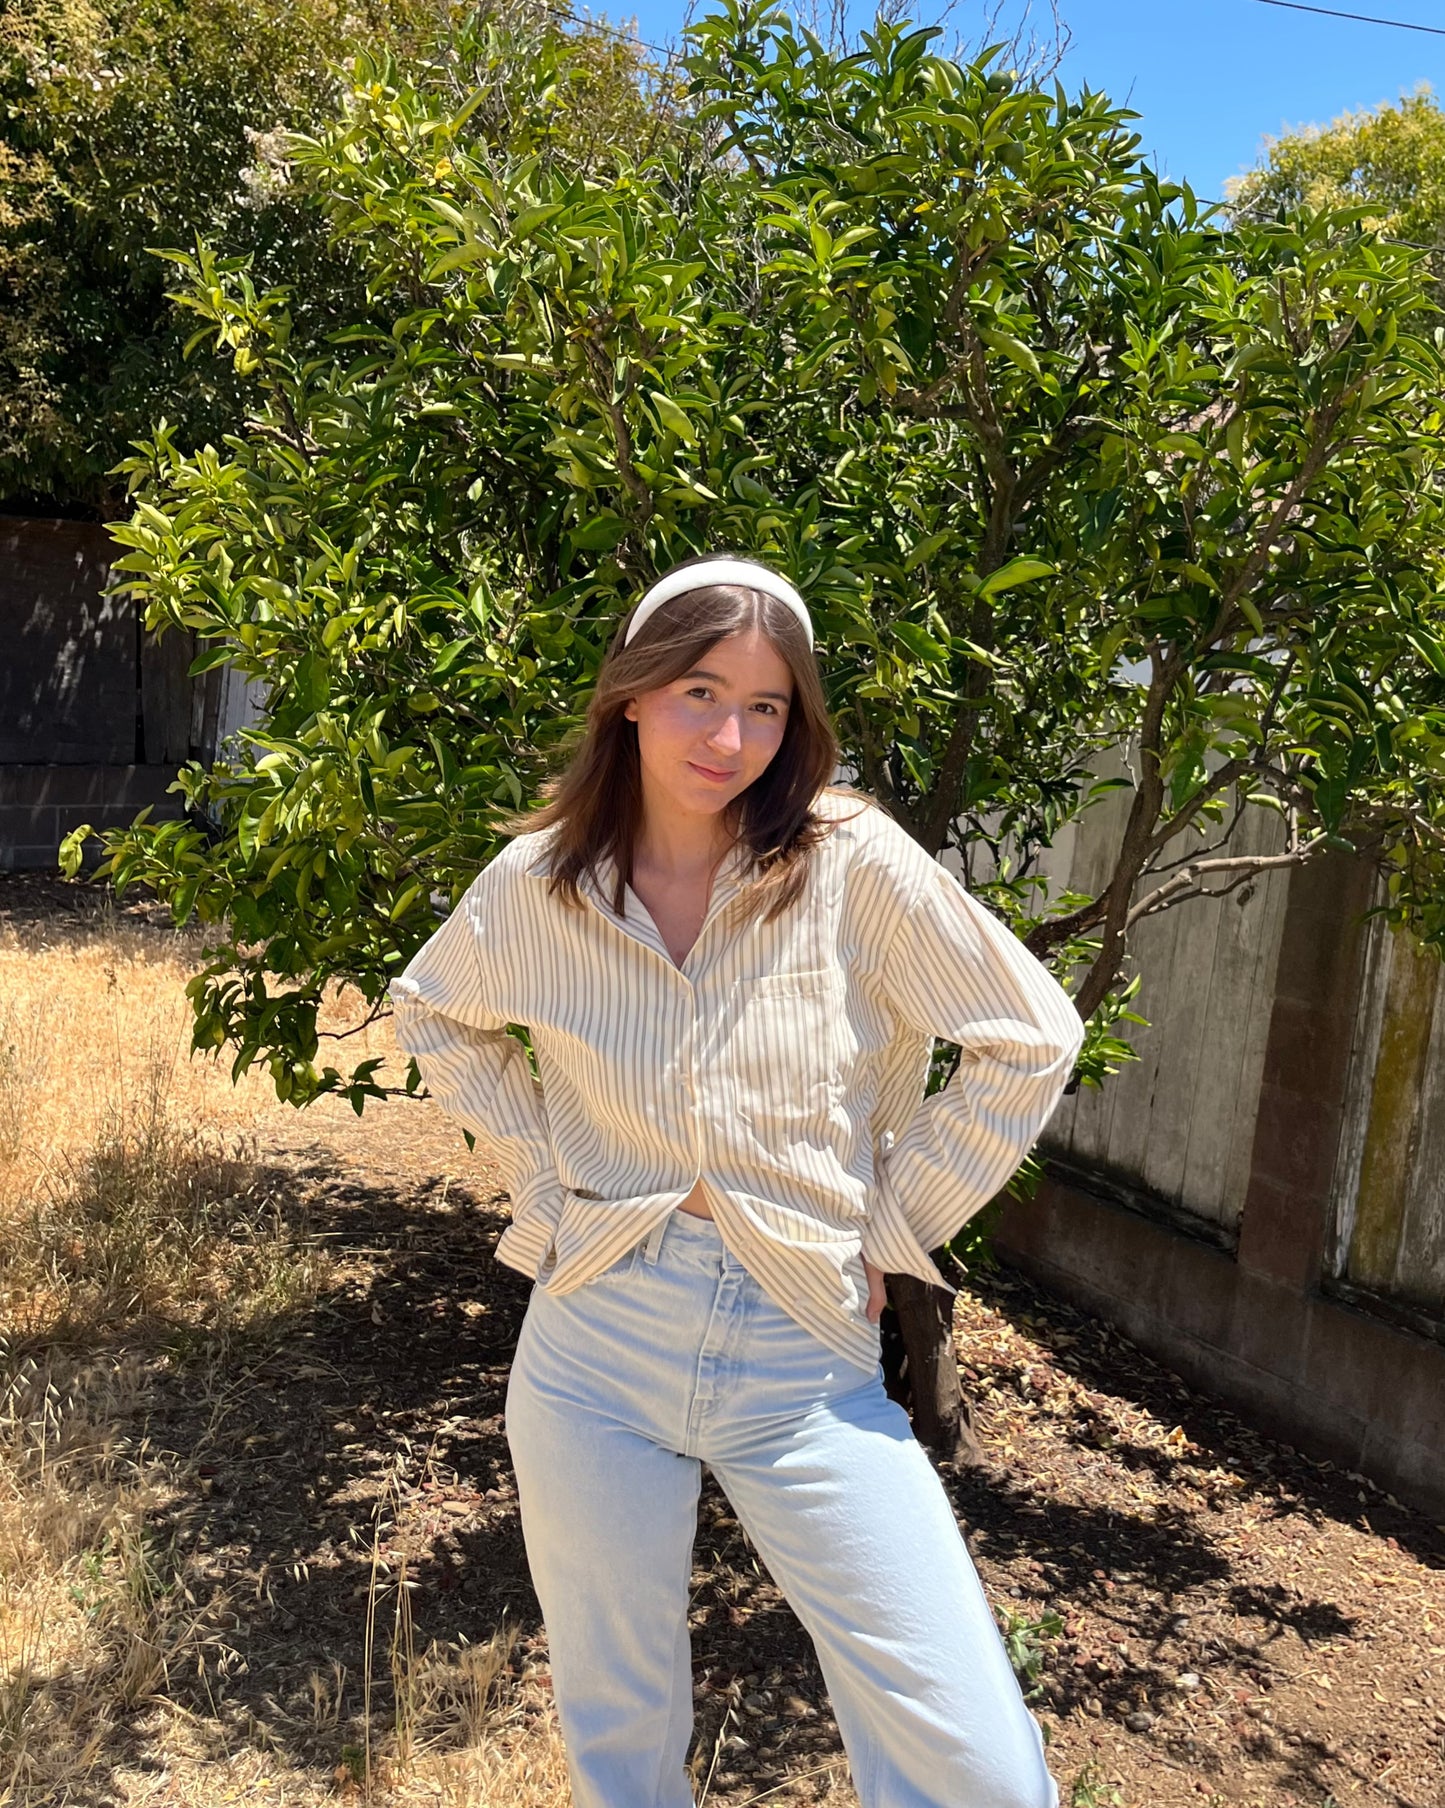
left=0, top=0, right=678, bottom=511
left=66, top=1, right=1445, bottom=1459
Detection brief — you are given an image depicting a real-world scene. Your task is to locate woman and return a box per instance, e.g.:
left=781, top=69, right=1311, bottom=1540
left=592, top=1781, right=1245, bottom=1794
left=389, top=553, right=1084, bottom=1808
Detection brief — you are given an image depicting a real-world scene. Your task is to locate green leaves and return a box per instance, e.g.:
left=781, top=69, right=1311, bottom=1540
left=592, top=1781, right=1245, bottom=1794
left=647, top=390, right=700, bottom=443
left=978, top=558, right=1055, bottom=600
left=76, top=2, right=1445, bottom=1107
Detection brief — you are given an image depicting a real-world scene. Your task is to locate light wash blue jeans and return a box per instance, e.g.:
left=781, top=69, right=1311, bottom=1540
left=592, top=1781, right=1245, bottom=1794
left=503, top=1205, right=1058, bottom=1808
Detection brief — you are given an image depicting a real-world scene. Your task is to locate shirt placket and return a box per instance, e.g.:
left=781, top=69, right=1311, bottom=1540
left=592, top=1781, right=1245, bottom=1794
left=679, top=858, right=752, bottom=1201
left=579, top=851, right=752, bottom=1202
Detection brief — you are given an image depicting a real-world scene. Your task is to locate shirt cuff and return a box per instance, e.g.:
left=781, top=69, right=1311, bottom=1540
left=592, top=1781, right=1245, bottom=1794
left=859, top=1160, right=959, bottom=1296
left=492, top=1173, right=565, bottom=1282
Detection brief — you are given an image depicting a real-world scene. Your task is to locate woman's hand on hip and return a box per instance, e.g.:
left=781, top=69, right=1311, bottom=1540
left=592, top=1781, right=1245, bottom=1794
left=862, top=1257, right=887, bottom=1324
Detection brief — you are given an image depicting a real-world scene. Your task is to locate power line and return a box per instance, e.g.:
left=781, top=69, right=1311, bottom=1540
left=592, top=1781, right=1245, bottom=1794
left=553, top=2, right=1445, bottom=68
left=1252, top=0, right=1445, bottom=35
left=545, top=5, right=683, bottom=63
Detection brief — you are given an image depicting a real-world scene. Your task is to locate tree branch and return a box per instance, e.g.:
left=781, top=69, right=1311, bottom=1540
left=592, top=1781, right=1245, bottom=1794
left=318, top=1003, right=390, bottom=1041
left=1213, top=323, right=1363, bottom=636
left=1146, top=786, right=1251, bottom=877
left=912, top=331, right=1018, bottom=856
left=1144, top=757, right=1251, bottom=856
left=1067, top=643, right=1184, bottom=1019
left=855, top=703, right=919, bottom=839
left=1125, top=839, right=1327, bottom=929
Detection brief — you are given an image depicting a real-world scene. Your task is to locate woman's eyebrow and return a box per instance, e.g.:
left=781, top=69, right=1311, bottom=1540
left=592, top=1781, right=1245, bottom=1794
left=683, top=666, right=792, bottom=703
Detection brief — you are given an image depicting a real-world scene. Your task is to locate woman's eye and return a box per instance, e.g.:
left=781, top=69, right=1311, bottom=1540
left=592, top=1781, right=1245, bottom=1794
left=679, top=686, right=782, bottom=714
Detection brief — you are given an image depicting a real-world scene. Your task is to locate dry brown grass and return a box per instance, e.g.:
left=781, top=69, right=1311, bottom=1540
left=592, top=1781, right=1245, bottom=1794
left=0, top=1348, right=231, bottom=1800
left=0, top=913, right=331, bottom=1804
left=0, top=908, right=356, bottom=1353
left=0, top=913, right=601, bottom=1807
left=0, top=904, right=862, bottom=1807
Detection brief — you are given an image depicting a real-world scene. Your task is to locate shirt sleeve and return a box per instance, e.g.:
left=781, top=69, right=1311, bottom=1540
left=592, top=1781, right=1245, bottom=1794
left=862, top=857, right=1084, bottom=1277
left=387, top=874, right=563, bottom=1279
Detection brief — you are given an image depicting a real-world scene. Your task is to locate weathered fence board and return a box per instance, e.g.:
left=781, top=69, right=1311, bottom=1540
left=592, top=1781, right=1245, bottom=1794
left=0, top=518, right=134, bottom=764
left=1, top=514, right=263, bottom=867
left=1331, top=911, right=1445, bottom=1320
left=1038, top=773, right=1291, bottom=1237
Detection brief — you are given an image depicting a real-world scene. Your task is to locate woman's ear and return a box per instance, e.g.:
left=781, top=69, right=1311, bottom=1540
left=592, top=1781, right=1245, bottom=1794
left=623, top=697, right=639, bottom=722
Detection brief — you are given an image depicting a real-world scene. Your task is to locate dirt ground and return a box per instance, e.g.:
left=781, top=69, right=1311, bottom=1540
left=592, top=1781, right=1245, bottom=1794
left=2, top=875, right=1443, bottom=1808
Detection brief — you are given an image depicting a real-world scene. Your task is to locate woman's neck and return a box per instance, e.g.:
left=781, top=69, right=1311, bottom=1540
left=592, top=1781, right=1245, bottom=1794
left=632, top=803, right=737, bottom=882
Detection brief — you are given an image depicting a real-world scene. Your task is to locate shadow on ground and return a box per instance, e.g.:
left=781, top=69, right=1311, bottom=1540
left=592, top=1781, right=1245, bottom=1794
left=12, top=1116, right=1444, bottom=1808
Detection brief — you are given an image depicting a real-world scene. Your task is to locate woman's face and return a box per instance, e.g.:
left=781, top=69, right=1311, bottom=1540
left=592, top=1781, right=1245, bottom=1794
left=623, top=627, right=795, bottom=827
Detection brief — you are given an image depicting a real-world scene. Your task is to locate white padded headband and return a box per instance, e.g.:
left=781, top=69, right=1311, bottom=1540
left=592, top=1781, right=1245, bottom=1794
left=623, top=557, right=813, bottom=649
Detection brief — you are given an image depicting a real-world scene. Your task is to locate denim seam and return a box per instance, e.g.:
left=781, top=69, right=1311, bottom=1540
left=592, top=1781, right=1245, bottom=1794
left=682, top=1269, right=738, bottom=1452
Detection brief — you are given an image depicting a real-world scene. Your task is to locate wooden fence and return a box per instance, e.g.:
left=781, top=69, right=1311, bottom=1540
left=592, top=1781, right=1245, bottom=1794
left=997, top=761, right=1445, bottom=1515
left=1330, top=904, right=1445, bottom=1329
left=0, top=514, right=259, bottom=868
left=1029, top=762, right=1444, bottom=1329
left=1035, top=772, right=1293, bottom=1243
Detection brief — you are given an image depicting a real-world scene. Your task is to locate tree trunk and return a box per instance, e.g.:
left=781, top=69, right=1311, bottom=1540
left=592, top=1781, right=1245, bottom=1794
left=880, top=1269, right=984, bottom=1467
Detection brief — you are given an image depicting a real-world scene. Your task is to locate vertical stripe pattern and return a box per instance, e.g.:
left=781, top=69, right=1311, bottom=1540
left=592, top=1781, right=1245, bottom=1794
left=388, top=787, right=1084, bottom=1369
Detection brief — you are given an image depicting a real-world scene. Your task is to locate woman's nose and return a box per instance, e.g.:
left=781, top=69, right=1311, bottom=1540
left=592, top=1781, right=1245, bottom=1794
left=707, top=711, right=743, bottom=755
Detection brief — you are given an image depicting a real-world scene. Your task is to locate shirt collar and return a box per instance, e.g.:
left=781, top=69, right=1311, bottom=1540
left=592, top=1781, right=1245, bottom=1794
left=523, top=832, right=759, bottom=946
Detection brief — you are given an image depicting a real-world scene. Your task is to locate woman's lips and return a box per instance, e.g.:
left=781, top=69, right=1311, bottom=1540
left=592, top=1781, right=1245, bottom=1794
left=687, top=761, right=738, bottom=782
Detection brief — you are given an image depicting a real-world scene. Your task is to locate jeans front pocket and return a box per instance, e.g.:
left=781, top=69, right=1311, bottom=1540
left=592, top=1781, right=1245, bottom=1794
left=577, top=1237, right=644, bottom=1286
left=539, top=1188, right=646, bottom=1291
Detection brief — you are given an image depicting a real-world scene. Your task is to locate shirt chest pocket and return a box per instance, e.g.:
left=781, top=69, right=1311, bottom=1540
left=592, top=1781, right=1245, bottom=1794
left=725, top=968, right=849, bottom=1134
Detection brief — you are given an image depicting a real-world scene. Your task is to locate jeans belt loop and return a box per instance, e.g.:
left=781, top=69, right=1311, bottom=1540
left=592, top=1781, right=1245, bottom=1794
left=642, top=1212, right=670, bottom=1265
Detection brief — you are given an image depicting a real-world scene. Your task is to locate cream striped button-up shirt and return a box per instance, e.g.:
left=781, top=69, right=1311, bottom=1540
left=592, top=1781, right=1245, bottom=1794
left=388, top=786, right=1084, bottom=1370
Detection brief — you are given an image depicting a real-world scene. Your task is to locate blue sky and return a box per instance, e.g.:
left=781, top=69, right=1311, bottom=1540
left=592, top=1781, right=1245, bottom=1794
left=608, top=0, right=1445, bottom=203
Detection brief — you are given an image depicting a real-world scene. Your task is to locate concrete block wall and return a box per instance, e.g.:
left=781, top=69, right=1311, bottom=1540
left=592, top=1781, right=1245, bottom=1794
left=997, top=1175, right=1445, bottom=1519
left=0, top=765, right=184, bottom=871
left=997, top=848, right=1445, bottom=1521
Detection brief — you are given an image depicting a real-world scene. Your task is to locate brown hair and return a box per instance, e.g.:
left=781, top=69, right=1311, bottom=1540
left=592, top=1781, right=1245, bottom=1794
left=499, top=554, right=855, bottom=921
